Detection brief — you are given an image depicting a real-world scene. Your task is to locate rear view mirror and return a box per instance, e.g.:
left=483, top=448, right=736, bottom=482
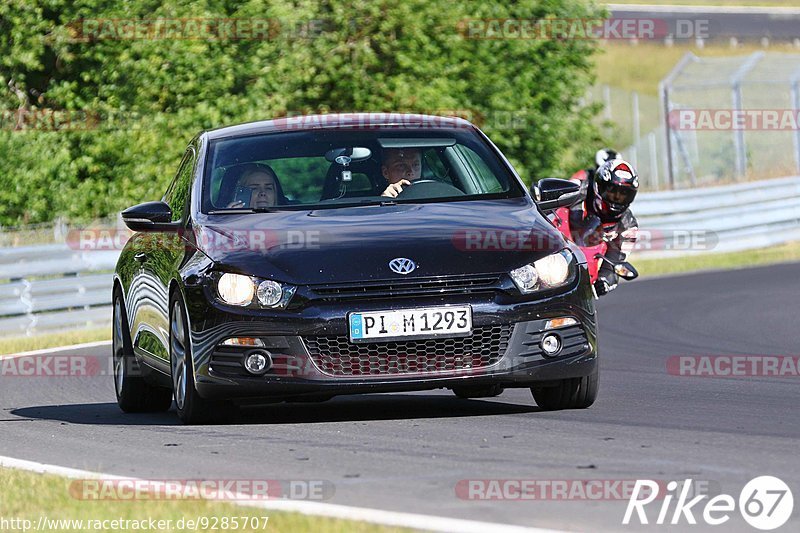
left=324, top=147, right=372, bottom=164
left=325, top=147, right=372, bottom=183
left=533, top=178, right=581, bottom=211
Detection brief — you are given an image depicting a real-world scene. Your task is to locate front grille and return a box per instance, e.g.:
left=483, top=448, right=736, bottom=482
left=303, top=324, right=513, bottom=377
left=209, top=346, right=246, bottom=376
left=308, top=274, right=501, bottom=301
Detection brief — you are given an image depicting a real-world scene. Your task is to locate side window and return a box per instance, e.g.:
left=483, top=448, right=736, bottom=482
left=163, top=148, right=196, bottom=222
left=452, top=145, right=503, bottom=194
left=422, top=148, right=453, bottom=184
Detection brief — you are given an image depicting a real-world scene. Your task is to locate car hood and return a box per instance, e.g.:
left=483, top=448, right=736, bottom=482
left=194, top=198, right=567, bottom=285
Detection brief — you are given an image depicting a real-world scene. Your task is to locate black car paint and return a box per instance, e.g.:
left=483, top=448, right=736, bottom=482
left=114, top=115, right=598, bottom=401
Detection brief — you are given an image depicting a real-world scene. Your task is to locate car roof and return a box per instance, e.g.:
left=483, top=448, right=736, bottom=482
left=204, top=113, right=477, bottom=140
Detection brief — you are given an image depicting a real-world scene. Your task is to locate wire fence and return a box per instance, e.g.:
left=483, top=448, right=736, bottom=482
left=587, top=85, right=663, bottom=190
left=592, top=52, right=800, bottom=191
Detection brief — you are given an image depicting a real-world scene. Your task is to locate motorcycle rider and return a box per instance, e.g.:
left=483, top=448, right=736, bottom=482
left=564, top=150, right=639, bottom=295
left=570, top=148, right=620, bottom=183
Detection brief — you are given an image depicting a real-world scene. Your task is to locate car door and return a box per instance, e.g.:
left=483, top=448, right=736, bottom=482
left=130, top=146, right=197, bottom=369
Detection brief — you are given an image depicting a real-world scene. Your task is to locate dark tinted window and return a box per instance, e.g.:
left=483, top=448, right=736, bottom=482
left=202, top=129, right=522, bottom=212
left=164, top=147, right=196, bottom=222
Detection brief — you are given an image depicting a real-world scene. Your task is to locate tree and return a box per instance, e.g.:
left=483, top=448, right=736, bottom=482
left=0, top=0, right=604, bottom=225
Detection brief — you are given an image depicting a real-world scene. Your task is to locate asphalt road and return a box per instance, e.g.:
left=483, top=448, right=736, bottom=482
left=2, top=262, right=799, bottom=531
left=609, top=4, right=800, bottom=42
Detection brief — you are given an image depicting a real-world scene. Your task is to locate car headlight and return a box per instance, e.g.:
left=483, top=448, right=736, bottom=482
left=257, top=280, right=283, bottom=306
left=217, top=273, right=255, bottom=305
left=510, top=250, right=574, bottom=294
left=217, top=274, right=295, bottom=308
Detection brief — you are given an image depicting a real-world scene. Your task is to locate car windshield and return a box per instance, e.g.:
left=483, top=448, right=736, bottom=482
left=202, top=128, right=523, bottom=212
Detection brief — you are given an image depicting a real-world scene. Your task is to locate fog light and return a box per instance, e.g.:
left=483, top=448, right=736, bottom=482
left=243, top=349, right=272, bottom=375
left=541, top=333, right=562, bottom=357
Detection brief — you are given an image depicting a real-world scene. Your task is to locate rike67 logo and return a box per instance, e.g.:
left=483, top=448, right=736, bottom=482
left=624, top=477, right=793, bottom=530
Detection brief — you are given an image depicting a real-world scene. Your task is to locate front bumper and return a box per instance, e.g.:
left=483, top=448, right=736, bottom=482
left=186, top=266, right=598, bottom=401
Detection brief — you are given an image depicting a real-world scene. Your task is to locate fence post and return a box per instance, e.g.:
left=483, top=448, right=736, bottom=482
left=631, top=91, right=640, bottom=169
left=791, top=73, right=800, bottom=174
left=659, top=53, right=698, bottom=189
left=649, top=132, right=659, bottom=190
left=730, top=52, right=764, bottom=180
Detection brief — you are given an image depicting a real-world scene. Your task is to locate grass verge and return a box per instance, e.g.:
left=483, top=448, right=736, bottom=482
left=0, top=467, right=408, bottom=533
left=0, top=327, right=110, bottom=356
left=634, top=240, right=800, bottom=277
left=595, top=42, right=800, bottom=97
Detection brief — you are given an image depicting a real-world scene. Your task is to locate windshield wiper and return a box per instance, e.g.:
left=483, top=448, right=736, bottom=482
left=207, top=207, right=279, bottom=214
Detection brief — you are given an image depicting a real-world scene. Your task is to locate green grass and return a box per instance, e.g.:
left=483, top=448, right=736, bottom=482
left=634, top=240, right=800, bottom=277
left=0, top=468, right=408, bottom=533
left=595, top=42, right=800, bottom=97
left=0, top=327, right=110, bottom=356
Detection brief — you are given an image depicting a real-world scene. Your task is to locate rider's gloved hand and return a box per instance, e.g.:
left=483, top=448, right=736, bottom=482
left=594, top=271, right=618, bottom=296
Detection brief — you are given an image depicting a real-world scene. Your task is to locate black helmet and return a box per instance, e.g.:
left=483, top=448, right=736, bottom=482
left=594, top=148, right=620, bottom=168
left=592, top=159, right=638, bottom=220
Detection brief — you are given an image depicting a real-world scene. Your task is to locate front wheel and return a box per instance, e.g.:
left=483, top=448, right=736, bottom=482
left=113, top=292, right=172, bottom=413
left=530, top=369, right=598, bottom=410
left=170, top=296, right=233, bottom=424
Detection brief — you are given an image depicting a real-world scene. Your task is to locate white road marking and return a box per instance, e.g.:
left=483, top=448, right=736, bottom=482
left=0, top=454, right=565, bottom=533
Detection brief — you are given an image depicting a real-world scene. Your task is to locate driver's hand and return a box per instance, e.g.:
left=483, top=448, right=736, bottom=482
left=227, top=200, right=246, bottom=208
left=381, top=180, right=411, bottom=198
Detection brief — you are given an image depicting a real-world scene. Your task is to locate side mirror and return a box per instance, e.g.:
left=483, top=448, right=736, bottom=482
left=613, top=262, right=639, bottom=281
left=596, top=253, right=639, bottom=281
left=533, top=178, right=581, bottom=212
left=121, top=201, right=180, bottom=232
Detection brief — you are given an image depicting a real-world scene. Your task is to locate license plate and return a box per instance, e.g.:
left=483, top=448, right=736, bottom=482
left=349, top=306, right=472, bottom=342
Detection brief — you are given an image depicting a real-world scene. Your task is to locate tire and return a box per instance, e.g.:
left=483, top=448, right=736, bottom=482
left=113, top=291, right=173, bottom=413
left=452, top=384, right=505, bottom=399
left=170, top=294, right=233, bottom=424
left=530, top=369, right=598, bottom=410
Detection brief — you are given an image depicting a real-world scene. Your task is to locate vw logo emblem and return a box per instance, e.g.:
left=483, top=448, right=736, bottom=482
left=389, top=258, right=416, bottom=275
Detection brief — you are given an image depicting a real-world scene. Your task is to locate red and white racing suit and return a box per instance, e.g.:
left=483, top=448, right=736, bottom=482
left=565, top=169, right=639, bottom=293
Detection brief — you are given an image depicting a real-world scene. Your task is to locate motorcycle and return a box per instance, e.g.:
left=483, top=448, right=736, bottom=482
left=549, top=204, right=639, bottom=295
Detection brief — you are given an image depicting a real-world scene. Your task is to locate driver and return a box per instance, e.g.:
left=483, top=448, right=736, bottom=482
left=380, top=148, right=422, bottom=198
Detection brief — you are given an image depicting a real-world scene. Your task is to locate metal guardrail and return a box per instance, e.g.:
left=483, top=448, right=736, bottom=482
left=0, top=244, right=118, bottom=337
left=635, top=175, right=800, bottom=256
left=0, top=176, right=798, bottom=336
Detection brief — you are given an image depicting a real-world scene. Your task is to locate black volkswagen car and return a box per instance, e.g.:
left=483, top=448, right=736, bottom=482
left=113, top=113, right=597, bottom=424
